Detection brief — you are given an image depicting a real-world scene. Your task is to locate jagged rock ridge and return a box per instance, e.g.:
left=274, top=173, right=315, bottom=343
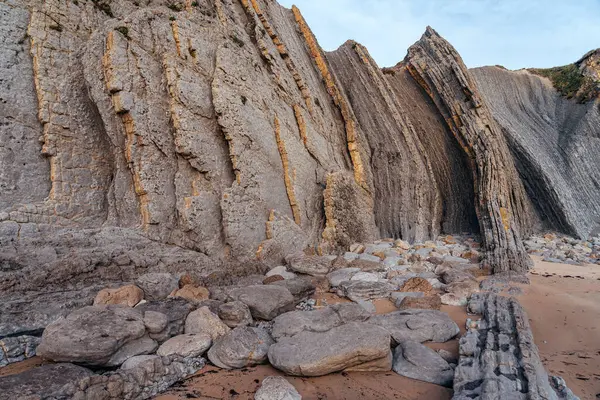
left=1, top=0, right=599, bottom=341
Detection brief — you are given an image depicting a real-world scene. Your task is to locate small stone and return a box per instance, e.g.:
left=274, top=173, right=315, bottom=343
left=355, top=299, right=376, bottom=314
left=229, top=285, right=297, bottom=320
left=263, top=275, right=285, bottom=284
left=348, top=258, right=384, bottom=272
left=286, top=253, right=332, bottom=276
left=349, top=243, right=365, bottom=253
left=398, top=295, right=442, bottom=310
left=337, top=280, right=394, bottom=302
left=255, top=376, right=302, bottom=400
left=394, top=240, right=411, bottom=250
left=218, top=301, right=253, bottom=328
left=392, top=340, right=453, bottom=387
left=156, top=333, right=212, bottom=358
left=357, top=253, right=382, bottom=263
left=327, top=268, right=360, bottom=287
left=400, top=277, right=433, bottom=294
left=343, top=252, right=360, bottom=261
left=93, top=285, right=144, bottom=307
left=208, top=326, right=274, bottom=369
left=170, top=285, right=210, bottom=302
left=440, top=293, right=467, bottom=306
left=185, top=306, right=231, bottom=340
left=350, top=272, right=379, bottom=282
left=266, top=266, right=297, bottom=280
left=143, top=311, right=168, bottom=334
left=136, top=273, right=179, bottom=301
left=179, top=274, right=199, bottom=288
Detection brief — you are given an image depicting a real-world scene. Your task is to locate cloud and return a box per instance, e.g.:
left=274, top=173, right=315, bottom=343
left=278, top=0, right=600, bottom=69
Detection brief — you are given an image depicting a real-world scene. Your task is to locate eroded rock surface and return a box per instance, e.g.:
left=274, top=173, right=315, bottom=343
left=453, top=293, right=573, bottom=400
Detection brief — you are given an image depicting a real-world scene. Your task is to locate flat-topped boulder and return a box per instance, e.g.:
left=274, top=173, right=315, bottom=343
left=268, top=322, right=392, bottom=376
left=208, top=326, right=274, bottom=369
left=156, top=333, right=212, bottom=358
left=227, top=285, right=296, bottom=320
left=392, top=340, right=454, bottom=387
left=337, top=280, right=394, bottom=301
left=285, top=253, right=332, bottom=276
left=37, top=305, right=156, bottom=367
left=271, top=303, right=370, bottom=340
left=368, top=309, right=459, bottom=344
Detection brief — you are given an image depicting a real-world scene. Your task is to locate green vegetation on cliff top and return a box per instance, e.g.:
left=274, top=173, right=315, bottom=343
left=528, top=64, right=599, bottom=103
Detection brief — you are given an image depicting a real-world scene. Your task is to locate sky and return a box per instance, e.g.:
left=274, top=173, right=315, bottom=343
left=278, top=0, right=600, bottom=70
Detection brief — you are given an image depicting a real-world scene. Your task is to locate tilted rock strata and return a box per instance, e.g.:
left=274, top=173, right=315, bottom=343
left=453, top=293, right=570, bottom=400
left=1, top=0, right=600, bottom=355
left=403, top=27, right=536, bottom=274
left=472, top=65, right=600, bottom=239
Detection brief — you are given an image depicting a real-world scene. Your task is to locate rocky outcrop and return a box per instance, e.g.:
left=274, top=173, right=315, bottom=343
left=472, top=60, right=600, bottom=239
left=1, top=0, right=600, bottom=360
left=453, top=293, right=572, bottom=400
left=403, top=27, right=536, bottom=274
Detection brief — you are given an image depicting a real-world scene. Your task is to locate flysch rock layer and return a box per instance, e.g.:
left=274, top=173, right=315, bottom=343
left=453, top=293, right=576, bottom=400
left=1, top=0, right=600, bottom=365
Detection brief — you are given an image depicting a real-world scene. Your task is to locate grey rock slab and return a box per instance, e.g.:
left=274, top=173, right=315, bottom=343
left=136, top=298, right=195, bottom=342
left=368, top=309, right=459, bottom=344
left=271, top=303, right=370, bottom=340
left=327, top=268, right=360, bottom=287
left=228, top=285, right=296, bottom=320
left=454, top=293, right=568, bottom=400
left=358, top=253, right=382, bottom=263
left=136, top=273, right=179, bottom=301
left=218, top=301, right=253, bottom=328
left=184, top=306, right=231, bottom=340
left=271, top=277, right=316, bottom=303
left=37, top=305, right=148, bottom=367
left=285, top=253, right=332, bottom=276
left=255, top=376, right=302, bottom=400
left=0, top=335, right=41, bottom=367
left=392, top=340, right=453, bottom=387
left=266, top=266, right=297, bottom=280
left=337, top=280, right=394, bottom=301
left=107, top=334, right=158, bottom=366
left=268, top=322, right=392, bottom=376
left=0, top=363, right=93, bottom=399
left=208, top=326, right=274, bottom=369
left=156, top=333, right=212, bottom=358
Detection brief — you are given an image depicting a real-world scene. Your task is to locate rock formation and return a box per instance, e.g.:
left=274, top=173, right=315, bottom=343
left=1, top=0, right=599, bottom=365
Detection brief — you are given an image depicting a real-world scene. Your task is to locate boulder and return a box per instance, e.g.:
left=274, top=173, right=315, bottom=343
left=444, top=280, right=480, bottom=302
left=337, top=280, right=394, bottom=302
left=143, top=310, right=169, bottom=334
left=399, top=277, right=433, bottom=294
left=271, top=277, right=316, bottom=302
left=185, top=306, right=231, bottom=340
left=391, top=291, right=424, bottom=305
left=271, top=303, right=370, bottom=340
left=93, top=284, right=144, bottom=307
left=37, top=305, right=154, bottom=367
left=398, top=295, right=442, bottom=310
left=369, top=310, right=459, bottom=344
left=208, top=326, right=274, bottom=369
left=136, top=298, right=195, bottom=342
left=348, top=258, right=384, bottom=272
left=327, top=268, right=360, bottom=287
left=266, top=266, right=297, bottom=280
left=156, top=333, right=212, bottom=358
left=440, top=293, right=468, bottom=306
left=268, top=322, right=392, bottom=376
left=255, top=376, right=302, bottom=400
left=0, top=363, right=93, bottom=399
left=136, top=273, right=179, bottom=301
left=439, top=269, right=476, bottom=284
left=170, top=285, right=210, bottom=302
left=285, top=253, right=332, bottom=276
left=228, top=285, right=296, bottom=320
left=392, top=340, right=454, bottom=387
left=350, top=271, right=380, bottom=282
left=218, top=301, right=253, bottom=328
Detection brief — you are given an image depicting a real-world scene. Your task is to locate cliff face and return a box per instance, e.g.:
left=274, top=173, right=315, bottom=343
left=1, top=0, right=600, bottom=335
left=472, top=63, right=600, bottom=238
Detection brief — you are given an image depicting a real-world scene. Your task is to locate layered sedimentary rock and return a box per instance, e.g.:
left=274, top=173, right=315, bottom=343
left=403, top=27, right=537, bottom=273
left=472, top=61, right=600, bottom=239
left=1, top=0, right=600, bottom=351
left=454, top=293, right=563, bottom=399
